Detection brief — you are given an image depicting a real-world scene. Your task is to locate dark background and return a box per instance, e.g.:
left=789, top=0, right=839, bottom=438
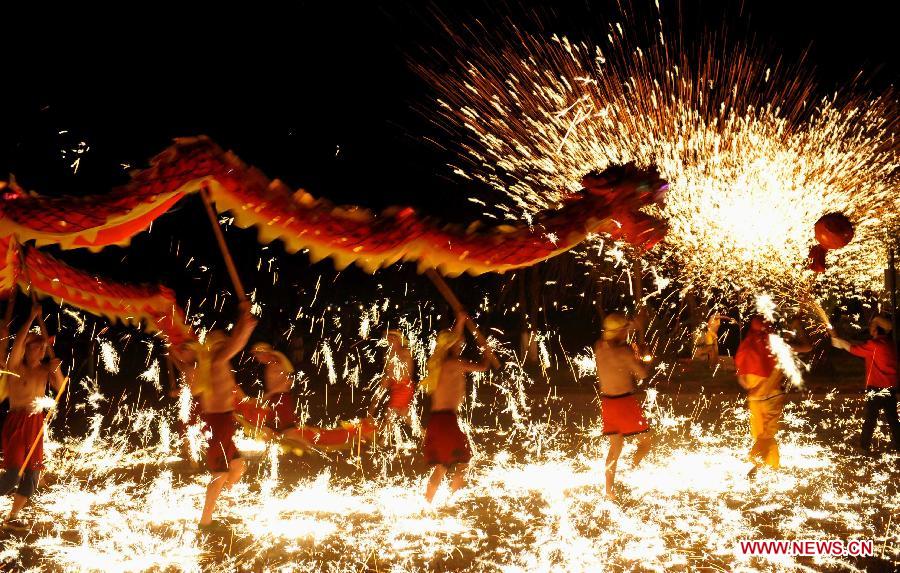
left=0, top=0, right=895, bottom=420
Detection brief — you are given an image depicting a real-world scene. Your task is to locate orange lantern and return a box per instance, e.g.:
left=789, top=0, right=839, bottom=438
left=814, top=213, right=854, bottom=250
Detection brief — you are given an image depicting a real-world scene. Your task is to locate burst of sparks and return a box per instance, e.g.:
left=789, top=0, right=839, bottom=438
left=2, top=376, right=896, bottom=572
left=418, top=6, right=899, bottom=305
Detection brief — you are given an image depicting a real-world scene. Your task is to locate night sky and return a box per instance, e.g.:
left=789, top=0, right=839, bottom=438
left=0, top=1, right=895, bottom=405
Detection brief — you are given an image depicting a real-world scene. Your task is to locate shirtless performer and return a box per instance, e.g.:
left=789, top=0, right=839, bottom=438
left=0, top=303, right=65, bottom=525
left=379, top=330, right=416, bottom=424
left=170, top=301, right=257, bottom=531
left=422, top=312, right=490, bottom=503
left=250, top=342, right=298, bottom=433
left=594, top=312, right=653, bottom=501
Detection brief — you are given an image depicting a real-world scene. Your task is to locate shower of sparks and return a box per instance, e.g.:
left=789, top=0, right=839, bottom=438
left=1, top=236, right=896, bottom=571
left=768, top=334, right=807, bottom=389
left=756, top=293, right=778, bottom=323
left=1, top=370, right=897, bottom=572
left=417, top=5, right=899, bottom=305
left=98, top=340, right=120, bottom=374
left=1, top=7, right=896, bottom=571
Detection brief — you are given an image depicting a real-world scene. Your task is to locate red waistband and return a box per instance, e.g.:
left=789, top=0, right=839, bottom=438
left=600, top=392, right=635, bottom=399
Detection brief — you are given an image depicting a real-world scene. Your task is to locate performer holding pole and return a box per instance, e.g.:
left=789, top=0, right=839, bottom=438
left=421, top=311, right=490, bottom=503
left=170, top=302, right=256, bottom=531
left=0, top=302, right=65, bottom=527
left=176, top=184, right=257, bottom=531
left=425, top=269, right=499, bottom=370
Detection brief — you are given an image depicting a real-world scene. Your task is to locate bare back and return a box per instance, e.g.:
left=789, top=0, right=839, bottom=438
left=594, top=340, right=648, bottom=396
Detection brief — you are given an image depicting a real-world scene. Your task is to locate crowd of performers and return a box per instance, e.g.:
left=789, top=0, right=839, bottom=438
left=0, top=290, right=896, bottom=530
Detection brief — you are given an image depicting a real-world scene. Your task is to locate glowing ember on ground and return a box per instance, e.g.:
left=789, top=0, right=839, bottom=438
left=1, top=379, right=896, bottom=571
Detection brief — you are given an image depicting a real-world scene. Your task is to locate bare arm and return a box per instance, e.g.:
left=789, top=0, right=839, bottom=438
left=8, top=304, right=41, bottom=370
left=830, top=336, right=852, bottom=352
left=457, top=357, right=490, bottom=374
left=48, top=358, right=66, bottom=392
left=628, top=352, right=650, bottom=380
left=452, top=311, right=467, bottom=338
left=216, top=301, right=258, bottom=361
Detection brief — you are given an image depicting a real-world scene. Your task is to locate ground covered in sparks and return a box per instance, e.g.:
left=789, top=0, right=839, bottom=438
left=0, top=381, right=897, bottom=572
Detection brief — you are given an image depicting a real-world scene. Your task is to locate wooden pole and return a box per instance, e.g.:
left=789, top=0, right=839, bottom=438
left=424, top=269, right=500, bottom=369
left=18, top=374, right=68, bottom=478
left=200, top=184, right=247, bottom=302
left=17, top=248, right=55, bottom=360
left=16, top=246, right=65, bottom=477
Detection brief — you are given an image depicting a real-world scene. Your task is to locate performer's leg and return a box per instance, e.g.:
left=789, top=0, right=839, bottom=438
left=200, top=472, right=229, bottom=525
left=425, top=465, right=448, bottom=502
left=223, top=458, right=246, bottom=490
left=631, top=432, right=654, bottom=469
left=605, top=434, right=625, bottom=500
left=449, top=463, right=468, bottom=494
left=7, top=470, right=40, bottom=519
left=763, top=400, right=783, bottom=469
left=0, top=469, right=20, bottom=497
left=860, top=392, right=879, bottom=451
left=761, top=438, right=779, bottom=469
left=879, top=393, right=900, bottom=451
left=747, top=402, right=765, bottom=465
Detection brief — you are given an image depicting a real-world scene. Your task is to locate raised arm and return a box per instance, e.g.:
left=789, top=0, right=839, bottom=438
left=8, top=304, right=41, bottom=370
left=458, top=357, right=490, bottom=374
left=452, top=311, right=467, bottom=339
left=48, top=358, right=66, bottom=392
left=216, top=301, right=258, bottom=361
